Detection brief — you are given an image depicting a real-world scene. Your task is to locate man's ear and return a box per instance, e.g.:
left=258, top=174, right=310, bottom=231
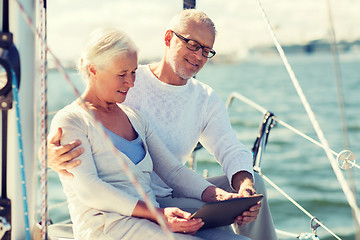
left=164, top=30, right=173, bottom=47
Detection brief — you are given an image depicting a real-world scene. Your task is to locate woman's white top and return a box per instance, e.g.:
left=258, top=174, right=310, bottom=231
left=49, top=102, right=212, bottom=236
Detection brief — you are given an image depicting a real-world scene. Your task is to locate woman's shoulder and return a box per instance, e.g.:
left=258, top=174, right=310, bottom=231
left=49, top=101, right=88, bottom=138
left=51, top=101, right=89, bottom=127
left=120, top=104, right=149, bottom=133
left=53, top=101, right=82, bottom=117
left=121, top=104, right=147, bottom=122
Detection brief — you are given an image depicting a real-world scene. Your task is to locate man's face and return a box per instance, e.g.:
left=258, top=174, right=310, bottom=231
left=167, top=20, right=215, bottom=81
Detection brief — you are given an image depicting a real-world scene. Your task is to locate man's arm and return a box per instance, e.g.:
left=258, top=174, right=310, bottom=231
left=232, top=171, right=261, bottom=226
left=199, top=92, right=254, bottom=186
left=47, top=127, right=83, bottom=177
left=197, top=92, right=260, bottom=225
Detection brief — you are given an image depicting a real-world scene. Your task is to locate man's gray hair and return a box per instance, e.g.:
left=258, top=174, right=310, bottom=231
left=166, top=9, right=216, bottom=35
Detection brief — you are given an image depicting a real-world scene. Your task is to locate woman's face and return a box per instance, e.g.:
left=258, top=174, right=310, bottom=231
left=94, top=51, right=138, bottom=104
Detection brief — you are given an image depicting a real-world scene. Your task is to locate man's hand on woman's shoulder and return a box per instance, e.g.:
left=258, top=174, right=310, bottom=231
left=47, top=127, right=83, bottom=177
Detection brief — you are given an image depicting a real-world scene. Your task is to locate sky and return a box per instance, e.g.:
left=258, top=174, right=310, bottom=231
left=44, top=0, right=360, bottom=64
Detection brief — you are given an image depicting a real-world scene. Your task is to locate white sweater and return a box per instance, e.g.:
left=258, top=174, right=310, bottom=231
left=124, top=65, right=254, bottom=197
left=49, top=102, right=212, bottom=237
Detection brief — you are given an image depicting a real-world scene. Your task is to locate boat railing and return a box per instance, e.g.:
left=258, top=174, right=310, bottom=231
left=224, top=91, right=360, bottom=239
left=9, top=0, right=357, bottom=238
left=255, top=0, right=360, bottom=233
left=44, top=90, right=357, bottom=239
left=226, top=92, right=359, bottom=170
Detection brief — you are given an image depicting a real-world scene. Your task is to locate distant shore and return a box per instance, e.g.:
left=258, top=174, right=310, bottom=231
left=48, top=39, right=360, bottom=68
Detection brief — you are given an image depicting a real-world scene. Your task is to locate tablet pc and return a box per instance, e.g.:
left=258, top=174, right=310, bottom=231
left=190, top=194, right=263, bottom=229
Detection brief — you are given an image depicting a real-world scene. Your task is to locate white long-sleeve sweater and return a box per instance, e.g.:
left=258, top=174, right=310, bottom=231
left=49, top=102, right=212, bottom=238
left=124, top=65, right=254, bottom=197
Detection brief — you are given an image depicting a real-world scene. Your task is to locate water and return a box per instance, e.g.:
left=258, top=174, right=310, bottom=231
left=44, top=52, right=360, bottom=239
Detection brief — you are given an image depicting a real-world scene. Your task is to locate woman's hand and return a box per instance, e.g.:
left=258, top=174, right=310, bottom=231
left=163, top=207, right=204, bottom=234
left=132, top=201, right=203, bottom=234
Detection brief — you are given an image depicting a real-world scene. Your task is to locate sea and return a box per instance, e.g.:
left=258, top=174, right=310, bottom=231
left=44, top=51, right=360, bottom=240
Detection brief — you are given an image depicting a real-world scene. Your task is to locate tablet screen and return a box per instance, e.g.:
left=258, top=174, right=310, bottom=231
left=190, top=194, right=263, bottom=229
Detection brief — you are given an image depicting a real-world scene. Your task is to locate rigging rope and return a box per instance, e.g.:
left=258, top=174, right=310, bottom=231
left=227, top=92, right=334, bottom=157
left=255, top=0, right=360, bottom=226
left=326, top=1, right=359, bottom=238
left=14, top=0, right=359, bottom=237
left=38, top=0, right=48, bottom=239
left=11, top=69, right=31, bottom=240
left=227, top=92, right=345, bottom=239
left=326, top=0, right=351, bottom=150
left=258, top=171, right=341, bottom=240
left=14, top=1, right=176, bottom=239
left=226, top=93, right=360, bottom=171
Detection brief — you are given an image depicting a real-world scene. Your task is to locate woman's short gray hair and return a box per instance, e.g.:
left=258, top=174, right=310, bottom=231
left=78, top=27, right=138, bottom=80
left=166, top=9, right=216, bottom=35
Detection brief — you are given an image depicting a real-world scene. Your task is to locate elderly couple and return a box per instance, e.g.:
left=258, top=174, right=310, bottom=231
left=48, top=9, right=278, bottom=240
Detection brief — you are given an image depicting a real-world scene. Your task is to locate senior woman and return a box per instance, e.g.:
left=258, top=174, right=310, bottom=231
left=49, top=27, right=251, bottom=240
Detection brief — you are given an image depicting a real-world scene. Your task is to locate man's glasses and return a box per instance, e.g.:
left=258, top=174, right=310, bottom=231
left=171, top=31, right=216, bottom=58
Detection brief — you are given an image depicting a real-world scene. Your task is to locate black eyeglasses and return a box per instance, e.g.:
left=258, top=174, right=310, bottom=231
left=171, top=31, right=216, bottom=58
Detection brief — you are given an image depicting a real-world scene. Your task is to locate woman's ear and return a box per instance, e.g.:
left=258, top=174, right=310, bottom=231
left=88, top=64, right=97, bottom=76
left=164, top=30, right=173, bottom=47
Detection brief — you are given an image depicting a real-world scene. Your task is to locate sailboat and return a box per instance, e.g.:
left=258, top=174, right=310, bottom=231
left=1, top=0, right=359, bottom=239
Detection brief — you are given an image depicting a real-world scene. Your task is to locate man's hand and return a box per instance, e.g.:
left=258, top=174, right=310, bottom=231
left=201, top=184, right=261, bottom=226
left=201, top=186, right=235, bottom=202
left=232, top=171, right=260, bottom=226
left=47, top=127, right=83, bottom=177
left=234, top=200, right=261, bottom=226
left=231, top=171, right=255, bottom=194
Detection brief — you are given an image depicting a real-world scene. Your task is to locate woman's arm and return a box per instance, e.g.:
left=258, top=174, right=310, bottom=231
left=50, top=109, right=139, bottom=216
left=143, top=119, right=213, bottom=200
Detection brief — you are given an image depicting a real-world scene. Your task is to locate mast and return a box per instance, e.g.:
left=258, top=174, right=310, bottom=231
left=7, top=0, right=36, bottom=239
left=0, top=0, right=14, bottom=239
left=183, top=0, right=196, bottom=9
